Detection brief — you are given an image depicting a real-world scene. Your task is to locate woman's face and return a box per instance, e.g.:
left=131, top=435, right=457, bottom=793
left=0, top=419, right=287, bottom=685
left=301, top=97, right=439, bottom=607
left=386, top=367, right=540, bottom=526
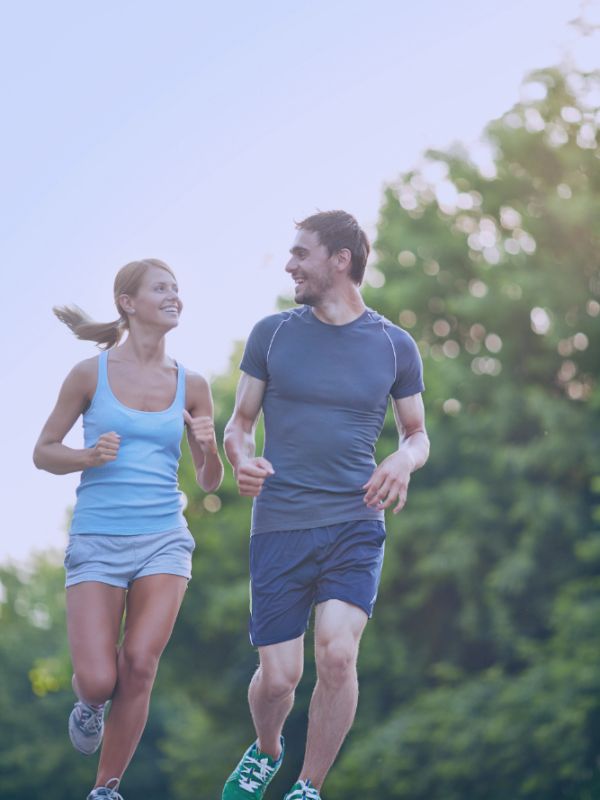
left=121, top=265, right=183, bottom=330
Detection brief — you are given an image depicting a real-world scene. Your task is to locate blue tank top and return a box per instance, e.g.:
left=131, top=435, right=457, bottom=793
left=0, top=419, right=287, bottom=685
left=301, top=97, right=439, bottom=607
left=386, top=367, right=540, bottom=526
left=70, top=350, right=187, bottom=535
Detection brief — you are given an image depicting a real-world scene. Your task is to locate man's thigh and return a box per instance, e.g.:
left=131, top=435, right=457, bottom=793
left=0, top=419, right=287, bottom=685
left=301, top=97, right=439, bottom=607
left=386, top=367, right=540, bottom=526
left=249, top=529, right=320, bottom=647
left=314, top=520, right=386, bottom=618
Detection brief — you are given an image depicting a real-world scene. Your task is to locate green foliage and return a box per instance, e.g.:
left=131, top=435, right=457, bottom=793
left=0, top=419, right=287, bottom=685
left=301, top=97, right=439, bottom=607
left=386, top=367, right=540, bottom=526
left=328, top=65, right=600, bottom=799
left=1, top=63, right=599, bottom=799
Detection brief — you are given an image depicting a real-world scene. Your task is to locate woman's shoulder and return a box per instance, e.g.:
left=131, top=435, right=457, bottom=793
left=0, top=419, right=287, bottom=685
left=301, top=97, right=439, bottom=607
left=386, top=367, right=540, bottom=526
left=184, top=369, right=214, bottom=412
left=64, top=355, right=100, bottom=393
left=184, top=368, right=209, bottom=392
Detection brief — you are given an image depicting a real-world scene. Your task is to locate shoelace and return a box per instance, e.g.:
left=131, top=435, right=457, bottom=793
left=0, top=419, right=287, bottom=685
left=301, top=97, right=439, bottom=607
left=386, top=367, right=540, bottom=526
left=78, top=703, right=104, bottom=735
left=238, top=755, right=275, bottom=792
left=90, top=778, right=123, bottom=800
left=287, top=780, right=320, bottom=800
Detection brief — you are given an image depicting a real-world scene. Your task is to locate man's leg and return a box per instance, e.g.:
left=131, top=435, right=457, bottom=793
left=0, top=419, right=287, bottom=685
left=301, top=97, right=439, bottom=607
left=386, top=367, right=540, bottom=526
left=299, top=599, right=368, bottom=791
left=222, top=637, right=304, bottom=799
left=249, top=635, right=304, bottom=758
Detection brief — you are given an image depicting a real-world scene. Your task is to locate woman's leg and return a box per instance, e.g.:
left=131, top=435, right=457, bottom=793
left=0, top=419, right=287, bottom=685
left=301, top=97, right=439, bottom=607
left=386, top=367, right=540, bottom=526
left=66, top=581, right=126, bottom=706
left=94, top=573, right=188, bottom=788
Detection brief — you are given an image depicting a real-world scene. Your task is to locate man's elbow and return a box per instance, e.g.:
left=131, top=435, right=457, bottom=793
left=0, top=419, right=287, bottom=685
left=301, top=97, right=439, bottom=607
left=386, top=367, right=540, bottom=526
left=223, top=415, right=253, bottom=450
left=419, top=431, right=431, bottom=466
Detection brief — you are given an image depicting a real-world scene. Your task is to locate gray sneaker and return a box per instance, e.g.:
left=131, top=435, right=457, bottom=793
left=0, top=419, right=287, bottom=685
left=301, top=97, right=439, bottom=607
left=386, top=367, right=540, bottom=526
left=69, top=700, right=105, bottom=755
left=87, top=778, right=123, bottom=799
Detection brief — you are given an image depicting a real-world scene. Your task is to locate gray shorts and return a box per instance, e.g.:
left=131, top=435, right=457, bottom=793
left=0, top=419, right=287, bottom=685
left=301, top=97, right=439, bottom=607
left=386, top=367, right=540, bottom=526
left=64, top=527, right=196, bottom=589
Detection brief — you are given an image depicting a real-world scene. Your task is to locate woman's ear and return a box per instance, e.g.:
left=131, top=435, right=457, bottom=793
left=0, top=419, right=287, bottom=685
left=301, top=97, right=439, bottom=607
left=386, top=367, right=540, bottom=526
left=118, top=294, right=135, bottom=315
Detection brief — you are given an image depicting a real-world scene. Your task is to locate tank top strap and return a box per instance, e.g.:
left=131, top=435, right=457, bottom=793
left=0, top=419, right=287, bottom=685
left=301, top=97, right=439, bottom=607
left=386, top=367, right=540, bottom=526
left=174, top=361, right=186, bottom=409
left=96, top=350, right=110, bottom=392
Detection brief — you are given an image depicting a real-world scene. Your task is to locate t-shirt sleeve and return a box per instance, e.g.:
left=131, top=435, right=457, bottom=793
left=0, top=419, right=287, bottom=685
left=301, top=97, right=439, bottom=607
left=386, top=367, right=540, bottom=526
left=389, top=327, right=425, bottom=399
left=239, top=315, right=282, bottom=381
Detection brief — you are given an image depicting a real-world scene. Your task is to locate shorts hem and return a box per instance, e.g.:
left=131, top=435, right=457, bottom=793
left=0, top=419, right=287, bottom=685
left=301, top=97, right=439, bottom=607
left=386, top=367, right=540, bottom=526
left=66, top=568, right=191, bottom=589
left=315, top=594, right=374, bottom=619
left=250, top=627, right=307, bottom=648
left=134, top=568, right=192, bottom=582
left=65, top=575, right=128, bottom=589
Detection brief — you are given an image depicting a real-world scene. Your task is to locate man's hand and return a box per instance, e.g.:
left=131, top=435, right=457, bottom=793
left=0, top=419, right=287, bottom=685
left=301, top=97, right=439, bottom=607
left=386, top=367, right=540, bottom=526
left=183, top=409, right=218, bottom=455
left=87, top=431, right=121, bottom=467
left=363, top=450, right=415, bottom=514
left=234, top=457, right=274, bottom=497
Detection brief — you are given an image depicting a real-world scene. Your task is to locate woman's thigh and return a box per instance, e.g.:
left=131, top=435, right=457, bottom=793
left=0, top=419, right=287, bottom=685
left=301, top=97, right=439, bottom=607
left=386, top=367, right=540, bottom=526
left=121, top=574, right=188, bottom=661
left=66, top=581, right=126, bottom=676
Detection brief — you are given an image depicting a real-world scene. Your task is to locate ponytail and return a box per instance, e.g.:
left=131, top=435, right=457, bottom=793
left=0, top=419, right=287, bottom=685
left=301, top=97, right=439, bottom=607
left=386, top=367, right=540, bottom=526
left=53, top=305, right=125, bottom=350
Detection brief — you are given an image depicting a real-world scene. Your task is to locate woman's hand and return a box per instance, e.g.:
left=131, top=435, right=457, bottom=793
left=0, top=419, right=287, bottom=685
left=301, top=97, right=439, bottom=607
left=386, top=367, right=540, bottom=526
left=183, top=410, right=218, bottom=455
left=87, top=431, right=121, bottom=467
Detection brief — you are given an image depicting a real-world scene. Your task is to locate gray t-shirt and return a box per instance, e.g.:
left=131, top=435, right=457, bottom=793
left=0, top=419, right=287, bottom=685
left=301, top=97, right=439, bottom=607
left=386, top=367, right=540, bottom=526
left=240, top=306, right=425, bottom=534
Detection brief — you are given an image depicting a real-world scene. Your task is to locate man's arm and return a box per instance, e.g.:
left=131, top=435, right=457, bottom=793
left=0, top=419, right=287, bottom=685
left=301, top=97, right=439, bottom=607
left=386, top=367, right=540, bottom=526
left=223, top=373, right=274, bottom=497
left=363, top=392, right=429, bottom=514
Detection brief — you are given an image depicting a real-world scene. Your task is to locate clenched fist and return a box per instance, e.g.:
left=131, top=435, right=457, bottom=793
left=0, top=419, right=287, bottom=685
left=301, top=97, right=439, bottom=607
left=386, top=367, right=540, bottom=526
left=234, top=457, right=274, bottom=497
left=87, top=431, right=121, bottom=467
left=183, top=409, right=218, bottom=455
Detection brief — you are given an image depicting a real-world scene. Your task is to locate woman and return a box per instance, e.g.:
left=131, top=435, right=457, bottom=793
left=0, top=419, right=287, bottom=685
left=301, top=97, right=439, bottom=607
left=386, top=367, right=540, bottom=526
left=33, top=258, right=223, bottom=800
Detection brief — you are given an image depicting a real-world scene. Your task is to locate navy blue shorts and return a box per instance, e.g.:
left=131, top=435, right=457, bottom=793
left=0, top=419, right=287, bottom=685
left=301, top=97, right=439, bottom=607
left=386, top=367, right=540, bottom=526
left=249, top=519, right=386, bottom=647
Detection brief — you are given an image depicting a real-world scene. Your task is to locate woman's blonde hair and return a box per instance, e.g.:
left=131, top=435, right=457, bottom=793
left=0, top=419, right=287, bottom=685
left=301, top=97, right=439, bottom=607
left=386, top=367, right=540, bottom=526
left=53, top=258, right=176, bottom=349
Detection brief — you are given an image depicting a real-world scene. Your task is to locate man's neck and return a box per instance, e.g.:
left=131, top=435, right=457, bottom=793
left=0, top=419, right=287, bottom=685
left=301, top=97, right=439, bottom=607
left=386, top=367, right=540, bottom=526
left=311, top=288, right=366, bottom=326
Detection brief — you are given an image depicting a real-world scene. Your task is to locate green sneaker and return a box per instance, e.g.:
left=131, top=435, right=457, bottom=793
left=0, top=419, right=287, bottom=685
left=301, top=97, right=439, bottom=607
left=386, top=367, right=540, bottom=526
left=222, top=737, right=284, bottom=799
left=283, top=780, right=321, bottom=800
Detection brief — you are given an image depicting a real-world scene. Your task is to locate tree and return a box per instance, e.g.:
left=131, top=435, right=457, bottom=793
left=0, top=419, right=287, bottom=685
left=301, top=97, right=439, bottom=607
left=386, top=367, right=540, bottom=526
left=328, top=63, right=600, bottom=799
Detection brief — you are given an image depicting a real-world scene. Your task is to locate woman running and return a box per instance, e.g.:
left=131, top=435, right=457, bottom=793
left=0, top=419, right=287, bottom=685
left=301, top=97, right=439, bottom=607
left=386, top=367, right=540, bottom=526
left=33, top=258, right=223, bottom=800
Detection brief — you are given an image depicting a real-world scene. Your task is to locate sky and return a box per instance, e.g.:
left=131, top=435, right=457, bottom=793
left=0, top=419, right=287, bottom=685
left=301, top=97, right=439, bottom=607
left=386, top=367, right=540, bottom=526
left=1, top=0, right=597, bottom=565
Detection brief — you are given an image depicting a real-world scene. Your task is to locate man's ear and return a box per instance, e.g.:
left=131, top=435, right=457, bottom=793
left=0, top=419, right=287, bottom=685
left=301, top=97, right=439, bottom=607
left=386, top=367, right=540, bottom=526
left=334, top=248, right=352, bottom=273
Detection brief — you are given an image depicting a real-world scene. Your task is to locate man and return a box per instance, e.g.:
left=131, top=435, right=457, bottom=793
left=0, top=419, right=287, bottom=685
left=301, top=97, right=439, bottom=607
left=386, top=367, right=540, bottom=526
left=222, top=210, right=429, bottom=800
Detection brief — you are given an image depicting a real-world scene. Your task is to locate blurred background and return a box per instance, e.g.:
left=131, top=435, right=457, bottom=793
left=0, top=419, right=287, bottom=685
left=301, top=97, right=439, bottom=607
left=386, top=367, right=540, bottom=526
left=1, top=2, right=599, bottom=798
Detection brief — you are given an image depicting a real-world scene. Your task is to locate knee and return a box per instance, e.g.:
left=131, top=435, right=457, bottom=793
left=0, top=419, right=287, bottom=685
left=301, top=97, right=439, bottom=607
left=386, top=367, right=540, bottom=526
left=316, top=639, right=357, bottom=687
left=258, top=665, right=303, bottom=702
left=75, top=669, right=117, bottom=705
left=120, top=647, right=159, bottom=690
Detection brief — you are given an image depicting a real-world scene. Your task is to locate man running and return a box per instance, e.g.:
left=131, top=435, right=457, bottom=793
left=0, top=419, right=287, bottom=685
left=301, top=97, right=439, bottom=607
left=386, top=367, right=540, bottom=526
left=222, top=210, right=429, bottom=800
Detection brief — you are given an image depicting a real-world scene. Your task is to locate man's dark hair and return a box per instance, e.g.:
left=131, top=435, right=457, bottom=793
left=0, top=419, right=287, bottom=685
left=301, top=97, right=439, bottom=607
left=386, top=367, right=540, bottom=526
left=296, top=210, right=370, bottom=285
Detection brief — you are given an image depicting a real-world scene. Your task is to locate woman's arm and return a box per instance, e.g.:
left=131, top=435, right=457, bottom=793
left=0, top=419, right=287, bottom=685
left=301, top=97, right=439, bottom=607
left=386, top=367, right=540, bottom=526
left=184, top=372, right=224, bottom=492
left=33, top=358, right=120, bottom=474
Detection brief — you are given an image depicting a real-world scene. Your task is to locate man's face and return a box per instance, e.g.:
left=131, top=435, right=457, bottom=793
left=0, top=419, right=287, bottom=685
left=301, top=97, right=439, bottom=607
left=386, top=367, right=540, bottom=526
left=285, top=229, right=336, bottom=306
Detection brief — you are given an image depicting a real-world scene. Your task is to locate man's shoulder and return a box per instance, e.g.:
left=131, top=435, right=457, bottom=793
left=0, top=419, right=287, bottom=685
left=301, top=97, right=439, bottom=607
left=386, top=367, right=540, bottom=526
left=364, top=309, right=416, bottom=345
left=250, top=307, right=307, bottom=337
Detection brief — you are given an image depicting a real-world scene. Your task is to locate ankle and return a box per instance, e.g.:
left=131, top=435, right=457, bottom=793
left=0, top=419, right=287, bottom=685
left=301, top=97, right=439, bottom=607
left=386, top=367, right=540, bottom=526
left=257, top=736, right=283, bottom=761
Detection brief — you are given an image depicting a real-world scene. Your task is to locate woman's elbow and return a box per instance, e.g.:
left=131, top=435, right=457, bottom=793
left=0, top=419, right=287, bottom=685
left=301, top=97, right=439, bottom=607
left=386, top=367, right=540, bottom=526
left=32, top=443, right=44, bottom=470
